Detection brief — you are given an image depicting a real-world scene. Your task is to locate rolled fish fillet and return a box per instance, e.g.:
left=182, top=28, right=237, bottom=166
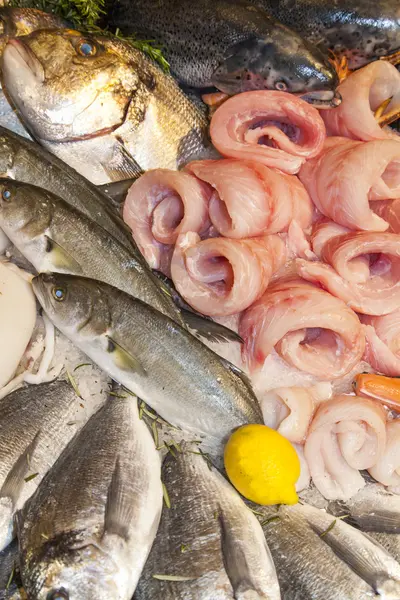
left=210, top=91, right=326, bottom=175
left=186, top=158, right=313, bottom=237
left=311, top=220, right=351, bottom=258
left=297, top=231, right=400, bottom=315
left=123, top=169, right=212, bottom=272
left=361, top=311, right=400, bottom=376
left=261, top=383, right=332, bottom=444
left=375, top=198, right=400, bottom=234
left=369, top=420, right=400, bottom=494
left=170, top=232, right=286, bottom=316
left=0, top=262, right=36, bottom=388
left=322, top=61, right=400, bottom=142
left=239, top=279, right=365, bottom=379
left=304, top=395, right=387, bottom=501
left=299, top=137, right=400, bottom=230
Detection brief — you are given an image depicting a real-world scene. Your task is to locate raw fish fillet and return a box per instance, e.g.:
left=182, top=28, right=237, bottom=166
left=299, top=137, right=400, bottom=230
left=322, top=62, right=400, bottom=142
left=171, top=232, right=286, bottom=316
left=186, top=158, right=313, bottom=237
left=297, top=231, right=400, bottom=315
left=210, top=91, right=326, bottom=175
left=305, top=395, right=387, bottom=500
left=239, top=278, right=365, bottom=378
left=361, top=310, right=400, bottom=376
left=369, top=420, right=400, bottom=493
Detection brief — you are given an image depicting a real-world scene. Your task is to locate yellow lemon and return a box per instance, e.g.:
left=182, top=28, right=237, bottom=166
left=224, top=424, right=300, bottom=505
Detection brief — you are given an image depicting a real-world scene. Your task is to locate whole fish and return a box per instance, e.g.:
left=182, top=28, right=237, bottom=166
left=17, top=395, right=162, bottom=599
left=109, top=0, right=340, bottom=105
left=2, top=29, right=214, bottom=185
left=0, top=177, right=242, bottom=342
left=135, top=448, right=280, bottom=599
left=0, top=381, right=91, bottom=551
left=32, top=273, right=263, bottom=448
left=250, top=0, right=400, bottom=69
left=259, top=501, right=400, bottom=599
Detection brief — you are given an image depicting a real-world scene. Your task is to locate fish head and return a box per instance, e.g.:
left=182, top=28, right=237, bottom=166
left=0, top=7, right=66, bottom=57
left=211, top=24, right=341, bottom=108
left=0, top=177, right=47, bottom=235
left=2, top=29, right=140, bottom=143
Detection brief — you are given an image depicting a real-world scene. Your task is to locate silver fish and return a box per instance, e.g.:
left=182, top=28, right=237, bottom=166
left=135, top=448, right=280, bottom=599
left=0, top=380, right=90, bottom=551
left=32, top=273, right=263, bottom=449
left=0, top=540, right=21, bottom=600
left=17, top=394, right=162, bottom=599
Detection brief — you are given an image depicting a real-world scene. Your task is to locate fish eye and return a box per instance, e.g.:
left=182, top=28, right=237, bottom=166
left=77, top=40, right=97, bottom=57
left=275, top=80, right=288, bottom=92
left=1, top=187, right=13, bottom=202
left=52, top=287, right=66, bottom=302
left=47, top=589, right=69, bottom=600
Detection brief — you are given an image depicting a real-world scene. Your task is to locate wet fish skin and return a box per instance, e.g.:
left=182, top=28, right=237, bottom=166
left=0, top=381, right=90, bottom=552
left=250, top=0, right=400, bottom=69
left=17, top=395, right=162, bottom=600
left=2, top=29, right=213, bottom=185
left=135, top=448, right=280, bottom=599
left=32, top=273, right=263, bottom=448
left=0, top=539, right=22, bottom=600
left=0, top=7, right=66, bottom=56
left=109, top=0, right=339, bottom=102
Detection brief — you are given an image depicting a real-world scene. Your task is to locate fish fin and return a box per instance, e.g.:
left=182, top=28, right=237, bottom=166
left=98, top=177, right=140, bottom=205
left=182, top=310, right=243, bottom=344
left=335, top=510, right=400, bottom=535
left=44, top=235, right=84, bottom=273
left=106, top=335, right=147, bottom=376
left=104, top=458, right=133, bottom=542
left=103, top=139, right=144, bottom=182
left=220, top=357, right=252, bottom=389
left=0, top=431, right=41, bottom=507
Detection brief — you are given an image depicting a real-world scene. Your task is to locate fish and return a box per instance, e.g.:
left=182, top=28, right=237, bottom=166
left=16, top=394, right=163, bottom=599
left=0, top=380, right=91, bottom=552
left=0, top=177, right=242, bottom=343
left=249, top=0, right=400, bottom=69
left=108, top=0, right=340, bottom=105
left=0, top=540, right=22, bottom=600
left=257, top=501, right=400, bottom=599
left=134, top=447, right=280, bottom=599
left=32, top=273, right=263, bottom=449
left=1, top=28, right=215, bottom=185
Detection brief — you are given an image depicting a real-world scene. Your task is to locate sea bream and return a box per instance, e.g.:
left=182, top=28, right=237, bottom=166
left=1, top=29, right=215, bottom=184
left=32, top=272, right=263, bottom=450
left=16, top=394, right=163, bottom=599
left=109, top=0, right=340, bottom=104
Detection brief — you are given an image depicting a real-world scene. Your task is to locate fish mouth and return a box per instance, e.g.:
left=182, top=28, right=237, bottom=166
left=3, top=38, right=44, bottom=83
left=299, top=89, right=342, bottom=109
left=32, top=274, right=50, bottom=310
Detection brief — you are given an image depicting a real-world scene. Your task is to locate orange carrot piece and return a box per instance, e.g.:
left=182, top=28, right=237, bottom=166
left=355, top=373, right=400, bottom=409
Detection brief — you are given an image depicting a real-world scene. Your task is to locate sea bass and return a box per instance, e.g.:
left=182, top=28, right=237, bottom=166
left=250, top=0, right=400, bottom=69
left=134, top=448, right=280, bottom=599
left=2, top=29, right=214, bottom=185
left=32, top=273, right=263, bottom=449
left=0, top=381, right=91, bottom=551
left=109, top=0, right=340, bottom=105
left=17, top=395, right=162, bottom=599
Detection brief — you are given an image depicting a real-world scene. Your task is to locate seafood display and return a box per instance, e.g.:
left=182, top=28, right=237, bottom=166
left=0, top=1, right=398, bottom=598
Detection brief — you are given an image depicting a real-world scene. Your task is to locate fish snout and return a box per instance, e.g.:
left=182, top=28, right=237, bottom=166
left=300, top=89, right=342, bottom=109
left=3, top=37, right=44, bottom=83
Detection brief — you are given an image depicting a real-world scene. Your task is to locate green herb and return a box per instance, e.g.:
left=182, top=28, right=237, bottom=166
left=319, top=519, right=336, bottom=537
left=152, top=420, right=159, bottom=447
left=139, top=402, right=144, bottom=420
left=170, top=440, right=182, bottom=453
left=24, top=473, right=39, bottom=483
left=213, top=509, right=220, bottom=520
left=249, top=507, right=265, bottom=518
left=142, top=406, right=158, bottom=420
left=66, top=369, right=81, bottom=398
left=180, top=543, right=189, bottom=553
left=162, top=482, right=171, bottom=509
left=156, top=444, right=166, bottom=451
left=166, top=443, right=177, bottom=459
left=188, top=449, right=213, bottom=470
left=41, top=533, right=49, bottom=540
left=109, top=391, right=128, bottom=398
left=74, top=363, right=91, bottom=371
left=5, top=567, right=14, bottom=590
left=261, top=516, right=280, bottom=526
left=152, top=574, right=196, bottom=582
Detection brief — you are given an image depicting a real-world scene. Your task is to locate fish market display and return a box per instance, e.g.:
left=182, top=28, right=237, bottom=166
left=17, top=394, right=162, bottom=599
left=32, top=272, right=263, bottom=448
left=109, top=0, right=339, bottom=101
left=0, top=380, right=90, bottom=551
left=250, top=0, right=400, bottom=68
left=1, top=29, right=214, bottom=184
left=135, top=448, right=280, bottom=599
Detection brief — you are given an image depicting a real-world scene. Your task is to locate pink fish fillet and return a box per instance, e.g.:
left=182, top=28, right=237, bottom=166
left=375, top=198, right=400, bottom=233
left=322, top=61, right=400, bottom=142
left=210, top=91, right=326, bottom=175
left=369, top=420, right=400, bottom=492
left=239, top=278, right=365, bottom=379
left=297, top=231, right=400, bottom=315
left=361, top=310, right=400, bottom=376
left=123, top=169, right=212, bottom=272
left=186, top=158, right=313, bottom=237
left=299, top=137, right=400, bottom=230
left=304, top=395, right=387, bottom=500
left=170, top=232, right=286, bottom=316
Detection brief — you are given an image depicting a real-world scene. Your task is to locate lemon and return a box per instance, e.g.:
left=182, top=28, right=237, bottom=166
left=224, top=424, right=300, bottom=505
